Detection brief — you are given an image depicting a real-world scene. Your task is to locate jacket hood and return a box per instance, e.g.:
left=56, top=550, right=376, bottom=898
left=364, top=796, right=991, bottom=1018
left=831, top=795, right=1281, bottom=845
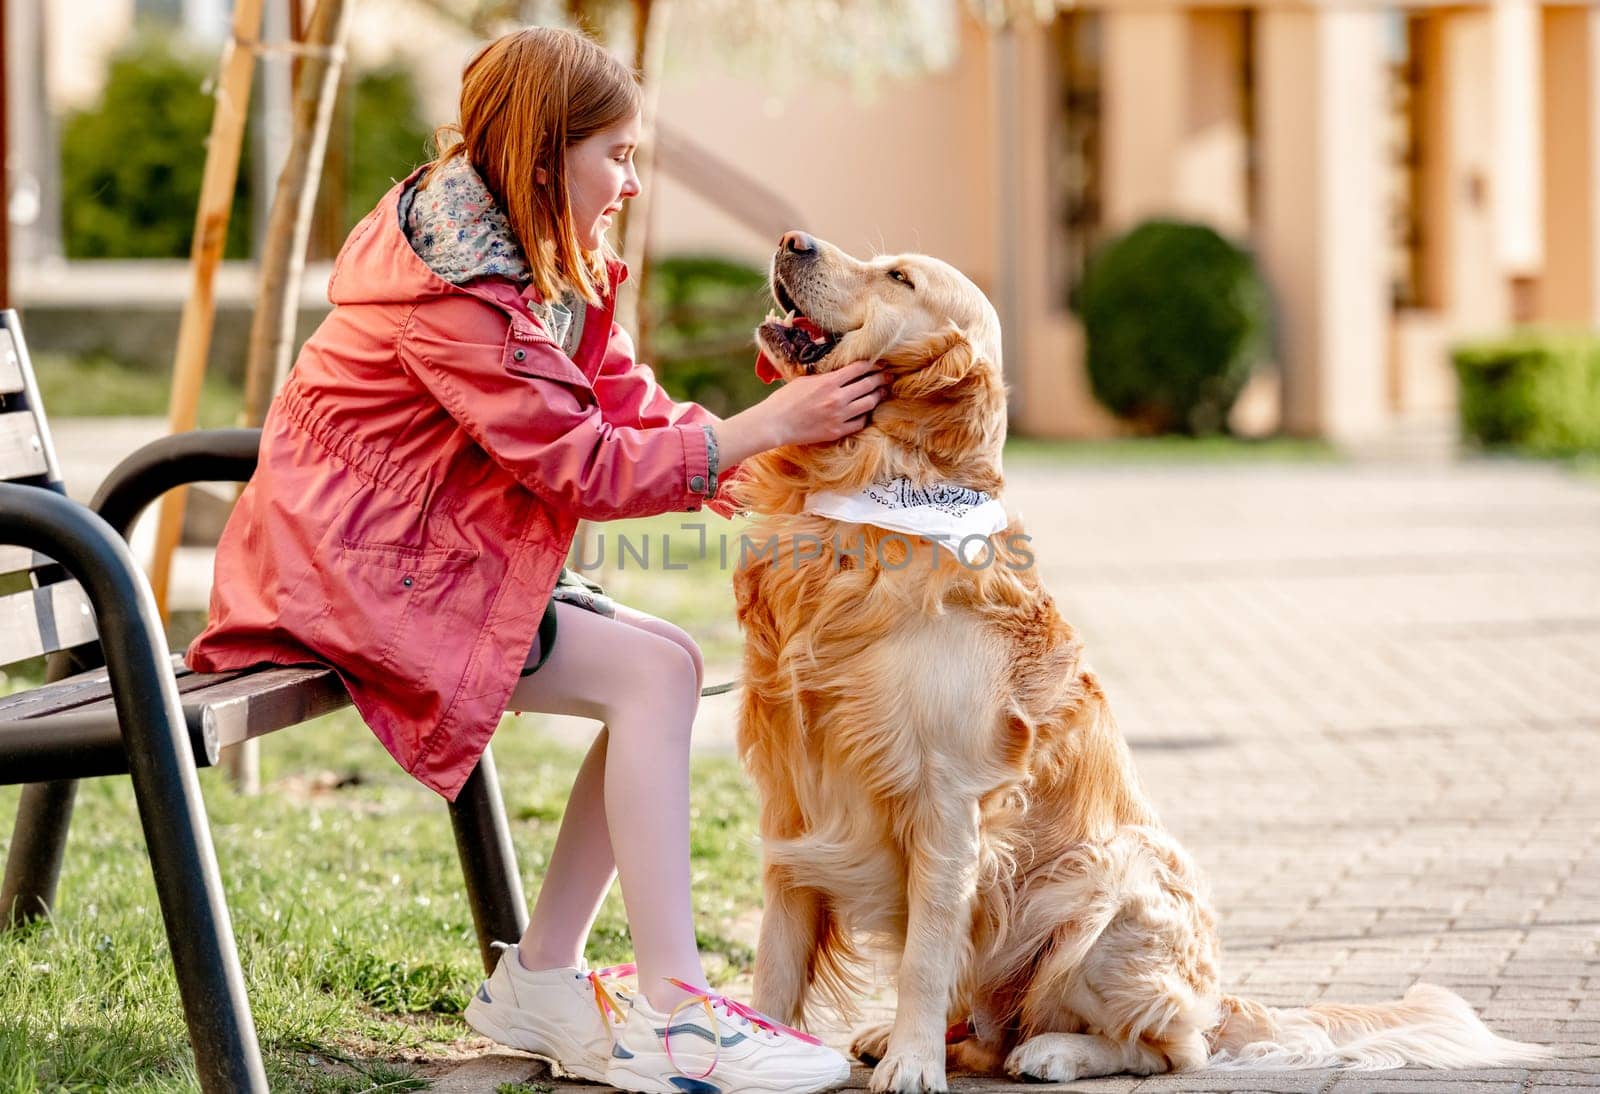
left=327, top=163, right=626, bottom=312
left=401, top=155, right=531, bottom=286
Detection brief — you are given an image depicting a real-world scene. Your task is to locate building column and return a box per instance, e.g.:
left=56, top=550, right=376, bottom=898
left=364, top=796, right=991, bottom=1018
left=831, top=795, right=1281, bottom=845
left=1254, top=6, right=1390, bottom=442
left=1100, top=7, right=1187, bottom=233
left=1492, top=0, right=1543, bottom=311
left=1006, top=15, right=1118, bottom=439
left=1540, top=5, right=1600, bottom=325
left=1177, top=11, right=1250, bottom=239
left=6, top=0, right=61, bottom=264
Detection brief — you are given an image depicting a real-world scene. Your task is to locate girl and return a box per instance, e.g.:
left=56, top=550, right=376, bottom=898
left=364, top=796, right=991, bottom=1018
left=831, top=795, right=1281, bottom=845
left=187, top=26, right=887, bottom=1094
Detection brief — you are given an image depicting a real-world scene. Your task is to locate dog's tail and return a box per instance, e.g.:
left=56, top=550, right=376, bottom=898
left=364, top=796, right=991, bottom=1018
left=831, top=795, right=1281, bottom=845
left=1206, top=984, right=1551, bottom=1070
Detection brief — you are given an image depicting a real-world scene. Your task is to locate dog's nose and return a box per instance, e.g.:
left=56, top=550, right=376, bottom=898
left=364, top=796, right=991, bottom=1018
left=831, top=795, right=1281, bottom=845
left=781, top=231, right=816, bottom=255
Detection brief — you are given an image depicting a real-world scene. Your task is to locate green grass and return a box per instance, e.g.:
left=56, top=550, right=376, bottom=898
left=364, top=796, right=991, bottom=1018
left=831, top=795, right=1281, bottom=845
left=1001, top=433, right=1339, bottom=465
left=0, top=708, right=761, bottom=1091
left=571, top=512, right=750, bottom=666
left=32, top=352, right=245, bottom=429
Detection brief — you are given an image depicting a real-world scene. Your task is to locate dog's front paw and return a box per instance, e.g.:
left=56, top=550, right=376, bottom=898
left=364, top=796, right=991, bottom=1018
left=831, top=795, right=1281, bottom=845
left=850, top=1022, right=894, bottom=1066
left=869, top=1050, right=947, bottom=1093
left=1004, top=1035, right=1086, bottom=1083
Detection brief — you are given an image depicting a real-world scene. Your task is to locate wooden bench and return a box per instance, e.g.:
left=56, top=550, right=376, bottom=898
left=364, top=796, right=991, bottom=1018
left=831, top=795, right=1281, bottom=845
left=0, top=310, right=529, bottom=1093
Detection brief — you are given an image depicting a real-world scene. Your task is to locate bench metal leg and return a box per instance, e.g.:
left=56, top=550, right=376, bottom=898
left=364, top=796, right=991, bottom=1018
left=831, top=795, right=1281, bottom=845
left=448, top=745, right=528, bottom=973
left=0, top=485, right=268, bottom=1092
left=2, top=779, right=79, bottom=927
left=3, top=654, right=100, bottom=927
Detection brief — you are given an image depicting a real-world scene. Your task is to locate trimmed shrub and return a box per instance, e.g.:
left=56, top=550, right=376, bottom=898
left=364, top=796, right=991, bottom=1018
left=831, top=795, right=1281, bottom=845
left=61, top=32, right=254, bottom=259
left=1452, top=332, right=1600, bottom=455
left=1072, top=218, right=1273, bottom=435
left=61, top=31, right=429, bottom=259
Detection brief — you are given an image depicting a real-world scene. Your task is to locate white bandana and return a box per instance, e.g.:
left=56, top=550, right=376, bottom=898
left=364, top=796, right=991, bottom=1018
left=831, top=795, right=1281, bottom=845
left=802, top=476, right=1010, bottom=564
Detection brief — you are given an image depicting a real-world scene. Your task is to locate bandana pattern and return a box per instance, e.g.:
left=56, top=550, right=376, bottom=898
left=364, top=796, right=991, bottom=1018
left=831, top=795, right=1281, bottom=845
left=857, top=479, right=991, bottom=513
left=802, top=475, right=1009, bottom=564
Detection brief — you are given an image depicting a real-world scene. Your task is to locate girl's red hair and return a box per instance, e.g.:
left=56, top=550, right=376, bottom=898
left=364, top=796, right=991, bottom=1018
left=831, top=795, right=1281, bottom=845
left=428, top=26, right=641, bottom=305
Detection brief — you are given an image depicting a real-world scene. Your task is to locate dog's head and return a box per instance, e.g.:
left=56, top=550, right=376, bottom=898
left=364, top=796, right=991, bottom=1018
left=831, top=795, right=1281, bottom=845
left=755, top=232, right=1007, bottom=482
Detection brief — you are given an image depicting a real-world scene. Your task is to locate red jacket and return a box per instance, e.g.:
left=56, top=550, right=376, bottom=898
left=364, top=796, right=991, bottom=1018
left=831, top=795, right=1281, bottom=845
left=187, top=172, right=744, bottom=799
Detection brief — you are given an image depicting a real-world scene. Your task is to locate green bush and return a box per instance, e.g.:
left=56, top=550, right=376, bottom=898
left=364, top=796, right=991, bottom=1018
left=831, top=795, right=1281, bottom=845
left=645, top=255, right=773, bottom=416
left=1452, top=332, right=1600, bottom=455
left=342, top=64, right=432, bottom=232
left=1072, top=218, right=1273, bottom=435
left=60, top=30, right=430, bottom=260
left=61, top=32, right=253, bottom=259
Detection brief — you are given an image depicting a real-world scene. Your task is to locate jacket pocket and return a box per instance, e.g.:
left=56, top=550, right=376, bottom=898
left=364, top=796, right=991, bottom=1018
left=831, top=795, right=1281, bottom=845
left=322, top=540, right=482, bottom=694
left=503, top=330, right=595, bottom=399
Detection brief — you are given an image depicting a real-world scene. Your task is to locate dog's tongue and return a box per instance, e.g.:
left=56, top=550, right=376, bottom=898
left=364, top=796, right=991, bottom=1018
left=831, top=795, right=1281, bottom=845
left=792, top=315, right=826, bottom=340
left=756, top=316, right=829, bottom=383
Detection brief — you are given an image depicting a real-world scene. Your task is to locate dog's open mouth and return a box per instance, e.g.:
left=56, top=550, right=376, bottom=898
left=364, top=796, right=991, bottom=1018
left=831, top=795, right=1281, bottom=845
left=757, top=279, right=841, bottom=381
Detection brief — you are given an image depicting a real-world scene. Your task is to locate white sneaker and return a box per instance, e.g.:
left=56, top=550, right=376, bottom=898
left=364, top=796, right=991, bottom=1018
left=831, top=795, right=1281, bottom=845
left=463, top=944, right=634, bottom=1082
left=605, top=982, right=851, bottom=1094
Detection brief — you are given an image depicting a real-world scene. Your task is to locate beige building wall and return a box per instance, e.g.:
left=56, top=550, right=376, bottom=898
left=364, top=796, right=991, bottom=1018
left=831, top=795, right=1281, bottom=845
left=650, top=16, right=998, bottom=287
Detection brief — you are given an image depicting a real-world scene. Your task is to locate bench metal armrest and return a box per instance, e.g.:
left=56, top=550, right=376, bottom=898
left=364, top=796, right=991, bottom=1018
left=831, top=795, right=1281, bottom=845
left=0, top=483, right=203, bottom=778
left=92, top=428, right=262, bottom=542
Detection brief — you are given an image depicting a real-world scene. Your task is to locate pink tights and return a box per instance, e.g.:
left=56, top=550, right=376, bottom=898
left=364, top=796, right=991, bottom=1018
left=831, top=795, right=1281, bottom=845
left=504, top=599, right=709, bottom=1010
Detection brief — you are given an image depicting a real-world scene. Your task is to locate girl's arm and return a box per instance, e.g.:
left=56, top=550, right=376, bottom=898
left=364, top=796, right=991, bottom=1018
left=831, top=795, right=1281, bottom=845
left=592, top=321, right=765, bottom=518
left=399, top=296, right=722, bottom=521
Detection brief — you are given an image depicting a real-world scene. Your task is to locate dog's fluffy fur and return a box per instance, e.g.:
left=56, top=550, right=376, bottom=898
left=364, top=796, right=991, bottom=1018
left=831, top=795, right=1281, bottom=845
left=728, top=234, right=1551, bottom=1091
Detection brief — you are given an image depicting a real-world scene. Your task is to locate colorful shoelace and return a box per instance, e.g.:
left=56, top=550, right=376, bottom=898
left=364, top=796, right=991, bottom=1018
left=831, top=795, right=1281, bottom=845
left=588, top=962, right=638, bottom=1030
left=661, top=976, right=822, bottom=1080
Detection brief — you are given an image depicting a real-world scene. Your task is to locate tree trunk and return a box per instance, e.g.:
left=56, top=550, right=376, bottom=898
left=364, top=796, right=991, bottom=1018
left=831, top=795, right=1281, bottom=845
left=243, top=0, right=352, bottom=424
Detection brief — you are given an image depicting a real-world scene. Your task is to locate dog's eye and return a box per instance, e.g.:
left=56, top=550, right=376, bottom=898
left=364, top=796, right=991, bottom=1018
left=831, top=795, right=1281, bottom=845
left=888, top=269, right=915, bottom=290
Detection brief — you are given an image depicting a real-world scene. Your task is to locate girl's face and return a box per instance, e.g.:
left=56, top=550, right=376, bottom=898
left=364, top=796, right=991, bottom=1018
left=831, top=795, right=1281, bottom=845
left=559, top=112, right=642, bottom=251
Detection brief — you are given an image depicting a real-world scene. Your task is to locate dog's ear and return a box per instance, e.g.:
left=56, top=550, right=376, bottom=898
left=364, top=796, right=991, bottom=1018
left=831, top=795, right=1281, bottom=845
left=887, top=328, right=984, bottom=400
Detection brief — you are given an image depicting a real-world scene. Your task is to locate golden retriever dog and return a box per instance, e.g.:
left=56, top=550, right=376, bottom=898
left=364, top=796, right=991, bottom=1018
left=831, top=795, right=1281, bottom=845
left=726, top=231, right=1550, bottom=1092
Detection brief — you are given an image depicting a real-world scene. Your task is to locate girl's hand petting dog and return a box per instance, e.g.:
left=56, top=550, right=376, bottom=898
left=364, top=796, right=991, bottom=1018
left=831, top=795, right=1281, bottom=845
left=714, top=357, right=891, bottom=463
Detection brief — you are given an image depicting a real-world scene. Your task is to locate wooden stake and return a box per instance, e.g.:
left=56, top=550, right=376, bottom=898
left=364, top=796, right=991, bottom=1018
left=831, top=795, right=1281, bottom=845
left=149, top=0, right=265, bottom=620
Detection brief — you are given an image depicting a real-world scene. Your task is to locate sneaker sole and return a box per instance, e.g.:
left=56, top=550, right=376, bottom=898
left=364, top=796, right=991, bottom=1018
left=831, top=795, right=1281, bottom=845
left=463, top=995, right=609, bottom=1083
left=606, top=1056, right=850, bottom=1094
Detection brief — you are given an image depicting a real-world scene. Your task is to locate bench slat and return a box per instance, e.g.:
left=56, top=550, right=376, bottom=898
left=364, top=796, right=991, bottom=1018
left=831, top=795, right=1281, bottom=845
left=0, top=410, right=48, bottom=482
left=0, top=580, right=99, bottom=664
left=0, top=330, right=26, bottom=395
left=0, top=659, right=351, bottom=785
left=189, top=666, right=350, bottom=748
left=32, top=662, right=349, bottom=749
left=0, top=654, right=184, bottom=720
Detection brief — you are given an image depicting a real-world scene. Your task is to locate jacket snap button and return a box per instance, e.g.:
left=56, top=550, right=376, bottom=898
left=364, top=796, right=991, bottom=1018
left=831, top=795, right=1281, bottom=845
left=512, top=349, right=526, bottom=362
left=402, top=576, right=414, bottom=587
left=689, top=475, right=705, bottom=492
